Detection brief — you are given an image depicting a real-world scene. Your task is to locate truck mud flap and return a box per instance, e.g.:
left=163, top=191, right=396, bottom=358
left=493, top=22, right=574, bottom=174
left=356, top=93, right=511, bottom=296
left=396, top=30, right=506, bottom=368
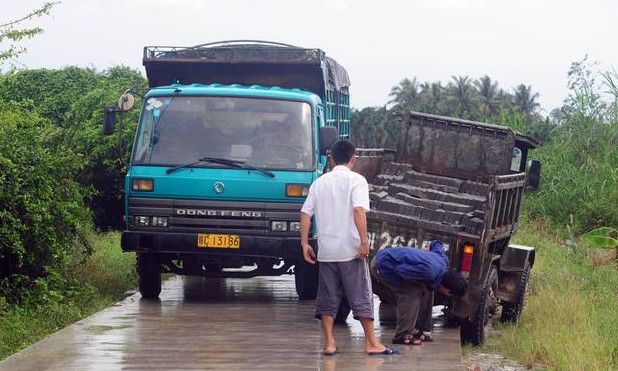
left=497, top=244, right=535, bottom=303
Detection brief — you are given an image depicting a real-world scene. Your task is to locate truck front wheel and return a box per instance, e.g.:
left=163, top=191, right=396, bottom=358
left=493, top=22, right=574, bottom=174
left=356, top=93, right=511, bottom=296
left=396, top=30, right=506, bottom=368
left=137, top=253, right=161, bottom=300
left=460, top=266, right=498, bottom=346
left=295, top=260, right=318, bottom=300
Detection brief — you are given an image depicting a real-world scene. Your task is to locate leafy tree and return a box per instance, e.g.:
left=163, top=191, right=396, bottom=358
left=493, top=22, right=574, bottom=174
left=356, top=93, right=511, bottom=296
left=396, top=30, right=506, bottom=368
left=601, top=68, right=618, bottom=123
left=0, top=2, right=57, bottom=66
left=561, top=56, right=607, bottom=124
left=389, top=78, right=420, bottom=117
left=0, top=67, right=99, bottom=124
left=446, top=75, right=478, bottom=119
left=351, top=106, right=398, bottom=148
left=513, top=84, right=540, bottom=123
left=0, top=66, right=147, bottom=230
left=0, top=103, right=89, bottom=287
left=419, top=81, right=444, bottom=115
left=475, top=75, right=500, bottom=119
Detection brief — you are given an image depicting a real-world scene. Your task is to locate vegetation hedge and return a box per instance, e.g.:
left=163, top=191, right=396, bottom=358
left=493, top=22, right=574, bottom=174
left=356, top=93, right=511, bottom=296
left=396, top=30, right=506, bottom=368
left=0, top=103, right=89, bottom=291
left=0, top=66, right=146, bottom=231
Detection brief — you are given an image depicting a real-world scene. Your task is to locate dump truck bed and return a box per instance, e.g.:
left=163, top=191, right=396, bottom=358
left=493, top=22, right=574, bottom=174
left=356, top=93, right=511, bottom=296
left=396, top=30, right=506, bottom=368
left=356, top=112, right=528, bottom=286
left=396, top=112, right=517, bottom=182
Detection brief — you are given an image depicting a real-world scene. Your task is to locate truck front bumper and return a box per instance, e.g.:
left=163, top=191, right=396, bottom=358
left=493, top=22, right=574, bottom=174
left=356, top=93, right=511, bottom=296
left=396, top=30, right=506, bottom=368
left=121, top=230, right=313, bottom=262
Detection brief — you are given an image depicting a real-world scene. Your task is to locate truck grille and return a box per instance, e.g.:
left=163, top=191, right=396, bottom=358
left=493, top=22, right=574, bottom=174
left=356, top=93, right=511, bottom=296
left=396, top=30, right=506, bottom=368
left=127, top=198, right=301, bottom=235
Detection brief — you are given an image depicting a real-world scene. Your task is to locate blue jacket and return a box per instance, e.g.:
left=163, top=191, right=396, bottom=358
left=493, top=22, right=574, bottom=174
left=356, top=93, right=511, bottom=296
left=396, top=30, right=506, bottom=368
left=375, top=241, right=449, bottom=290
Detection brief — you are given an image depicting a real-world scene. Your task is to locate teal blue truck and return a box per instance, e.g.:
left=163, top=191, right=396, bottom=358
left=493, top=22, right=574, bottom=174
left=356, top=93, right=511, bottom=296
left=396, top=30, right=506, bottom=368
left=103, top=41, right=349, bottom=299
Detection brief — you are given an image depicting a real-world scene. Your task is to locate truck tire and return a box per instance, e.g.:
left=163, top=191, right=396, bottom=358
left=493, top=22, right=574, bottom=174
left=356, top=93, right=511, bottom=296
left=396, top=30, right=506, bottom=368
left=137, top=253, right=161, bottom=300
left=295, top=261, right=318, bottom=300
left=334, top=299, right=351, bottom=324
left=500, top=261, right=530, bottom=323
left=460, top=266, right=498, bottom=346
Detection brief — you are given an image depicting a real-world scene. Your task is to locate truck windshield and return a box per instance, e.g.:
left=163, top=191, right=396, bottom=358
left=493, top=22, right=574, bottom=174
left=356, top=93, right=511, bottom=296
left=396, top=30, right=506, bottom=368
left=132, top=96, right=314, bottom=170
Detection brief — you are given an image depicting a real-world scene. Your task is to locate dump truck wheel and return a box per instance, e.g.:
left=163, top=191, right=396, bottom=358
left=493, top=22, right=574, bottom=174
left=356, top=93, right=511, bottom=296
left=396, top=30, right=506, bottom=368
left=460, top=266, right=498, bottom=346
left=137, top=253, right=161, bottom=300
left=500, top=261, right=530, bottom=323
left=295, top=261, right=318, bottom=300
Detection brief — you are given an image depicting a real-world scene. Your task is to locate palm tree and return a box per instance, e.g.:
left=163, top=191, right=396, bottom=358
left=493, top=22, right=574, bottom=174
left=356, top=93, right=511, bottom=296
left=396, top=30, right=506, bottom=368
left=389, top=78, right=421, bottom=117
left=474, top=75, right=499, bottom=119
left=418, top=82, right=431, bottom=112
left=446, top=75, right=478, bottom=119
left=513, top=84, right=540, bottom=122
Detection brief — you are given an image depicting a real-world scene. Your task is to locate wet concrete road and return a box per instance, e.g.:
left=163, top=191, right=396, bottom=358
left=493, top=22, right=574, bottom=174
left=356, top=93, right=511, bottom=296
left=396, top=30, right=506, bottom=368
left=0, top=275, right=462, bottom=370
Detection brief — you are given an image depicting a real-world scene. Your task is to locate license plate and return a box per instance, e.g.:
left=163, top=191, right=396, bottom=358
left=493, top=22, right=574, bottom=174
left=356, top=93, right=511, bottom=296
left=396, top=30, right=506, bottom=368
left=197, top=234, right=240, bottom=249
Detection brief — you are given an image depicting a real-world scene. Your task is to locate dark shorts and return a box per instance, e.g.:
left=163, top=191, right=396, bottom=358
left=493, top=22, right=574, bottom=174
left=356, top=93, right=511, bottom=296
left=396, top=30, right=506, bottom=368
left=315, top=259, right=374, bottom=321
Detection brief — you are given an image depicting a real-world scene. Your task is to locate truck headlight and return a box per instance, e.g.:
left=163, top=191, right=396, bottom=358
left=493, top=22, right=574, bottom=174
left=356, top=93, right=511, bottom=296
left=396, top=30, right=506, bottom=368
left=132, top=178, right=154, bottom=191
left=289, top=222, right=301, bottom=232
left=151, top=216, right=168, bottom=227
left=271, top=221, right=288, bottom=231
left=286, top=184, right=310, bottom=197
left=135, top=215, right=150, bottom=226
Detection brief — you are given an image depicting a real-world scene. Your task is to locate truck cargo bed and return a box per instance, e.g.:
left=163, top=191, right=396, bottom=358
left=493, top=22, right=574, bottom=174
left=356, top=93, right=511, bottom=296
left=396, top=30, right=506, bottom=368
left=368, top=162, right=489, bottom=237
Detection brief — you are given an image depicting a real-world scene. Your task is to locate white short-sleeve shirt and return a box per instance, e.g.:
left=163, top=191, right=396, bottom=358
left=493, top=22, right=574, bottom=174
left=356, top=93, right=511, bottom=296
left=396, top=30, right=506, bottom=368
left=301, top=165, right=370, bottom=262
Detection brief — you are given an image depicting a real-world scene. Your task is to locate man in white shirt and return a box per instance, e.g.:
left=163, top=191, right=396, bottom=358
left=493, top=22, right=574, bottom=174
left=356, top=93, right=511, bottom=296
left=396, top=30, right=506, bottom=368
left=300, top=140, right=399, bottom=356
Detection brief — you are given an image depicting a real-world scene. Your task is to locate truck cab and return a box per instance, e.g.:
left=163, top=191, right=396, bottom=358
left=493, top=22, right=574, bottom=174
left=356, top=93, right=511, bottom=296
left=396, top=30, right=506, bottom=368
left=107, top=41, right=350, bottom=300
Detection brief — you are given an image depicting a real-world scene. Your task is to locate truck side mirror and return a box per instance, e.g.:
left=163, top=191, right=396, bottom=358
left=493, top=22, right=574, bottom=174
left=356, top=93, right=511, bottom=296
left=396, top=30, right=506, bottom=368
left=103, top=106, right=117, bottom=135
left=319, top=126, right=338, bottom=155
left=526, top=159, right=541, bottom=191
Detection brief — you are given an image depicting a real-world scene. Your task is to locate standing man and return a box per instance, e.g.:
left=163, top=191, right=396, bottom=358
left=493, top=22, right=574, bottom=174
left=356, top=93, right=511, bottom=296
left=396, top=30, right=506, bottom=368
left=373, top=242, right=468, bottom=345
left=300, top=140, right=399, bottom=356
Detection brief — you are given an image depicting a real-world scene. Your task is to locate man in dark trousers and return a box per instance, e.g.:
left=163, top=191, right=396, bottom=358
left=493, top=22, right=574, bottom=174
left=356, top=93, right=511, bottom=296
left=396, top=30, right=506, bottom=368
left=373, top=241, right=467, bottom=345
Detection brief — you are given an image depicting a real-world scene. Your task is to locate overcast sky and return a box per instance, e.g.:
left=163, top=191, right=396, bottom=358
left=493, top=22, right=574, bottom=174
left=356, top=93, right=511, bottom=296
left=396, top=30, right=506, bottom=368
left=3, top=0, right=617, bottom=112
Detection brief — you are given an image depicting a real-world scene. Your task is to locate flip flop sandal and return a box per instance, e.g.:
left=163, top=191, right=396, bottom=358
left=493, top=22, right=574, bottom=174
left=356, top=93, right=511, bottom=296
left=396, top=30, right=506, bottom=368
left=323, top=347, right=339, bottom=356
left=368, top=347, right=401, bottom=356
left=392, top=334, right=422, bottom=345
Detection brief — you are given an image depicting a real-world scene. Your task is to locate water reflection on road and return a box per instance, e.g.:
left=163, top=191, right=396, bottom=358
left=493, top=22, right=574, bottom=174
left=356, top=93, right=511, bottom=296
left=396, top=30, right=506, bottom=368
left=0, top=275, right=462, bottom=370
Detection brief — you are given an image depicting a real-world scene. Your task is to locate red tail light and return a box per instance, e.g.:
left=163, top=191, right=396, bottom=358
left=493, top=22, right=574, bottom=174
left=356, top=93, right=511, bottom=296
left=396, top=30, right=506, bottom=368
left=460, top=243, right=474, bottom=277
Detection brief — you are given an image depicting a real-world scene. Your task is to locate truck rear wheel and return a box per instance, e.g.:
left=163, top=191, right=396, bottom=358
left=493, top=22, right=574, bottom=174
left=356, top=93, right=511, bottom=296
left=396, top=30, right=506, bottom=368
left=137, top=253, right=161, bottom=300
left=500, top=261, right=530, bottom=323
left=460, top=266, right=498, bottom=346
left=295, top=260, right=318, bottom=300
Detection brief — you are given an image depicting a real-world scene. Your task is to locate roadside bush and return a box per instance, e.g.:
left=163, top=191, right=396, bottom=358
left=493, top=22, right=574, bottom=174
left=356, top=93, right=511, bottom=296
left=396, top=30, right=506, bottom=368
left=0, top=103, right=90, bottom=295
left=0, top=67, right=98, bottom=126
left=0, top=66, right=147, bottom=230
left=524, top=61, right=618, bottom=234
left=64, top=66, right=145, bottom=229
left=525, top=123, right=618, bottom=233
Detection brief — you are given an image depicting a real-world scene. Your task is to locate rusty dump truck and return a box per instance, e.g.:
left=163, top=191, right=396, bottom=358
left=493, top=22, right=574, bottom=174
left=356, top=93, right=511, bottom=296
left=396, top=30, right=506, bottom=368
left=355, top=111, right=541, bottom=345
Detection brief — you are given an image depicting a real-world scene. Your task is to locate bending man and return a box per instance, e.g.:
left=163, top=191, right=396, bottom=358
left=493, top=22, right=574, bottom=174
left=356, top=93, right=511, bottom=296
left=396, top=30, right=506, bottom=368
left=373, top=241, right=467, bottom=345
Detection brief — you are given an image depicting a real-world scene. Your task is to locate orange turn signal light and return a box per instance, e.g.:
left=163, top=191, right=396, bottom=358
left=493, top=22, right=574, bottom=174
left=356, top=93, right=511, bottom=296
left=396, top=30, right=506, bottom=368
left=286, top=184, right=309, bottom=197
left=132, top=178, right=154, bottom=192
left=463, top=243, right=475, bottom=255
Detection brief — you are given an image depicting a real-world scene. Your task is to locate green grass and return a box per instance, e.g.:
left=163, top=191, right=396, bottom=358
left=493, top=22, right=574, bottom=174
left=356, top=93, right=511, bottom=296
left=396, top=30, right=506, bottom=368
left=0, top=232, right=136, bottom=360
left=485, top=219, right=618, bottom=369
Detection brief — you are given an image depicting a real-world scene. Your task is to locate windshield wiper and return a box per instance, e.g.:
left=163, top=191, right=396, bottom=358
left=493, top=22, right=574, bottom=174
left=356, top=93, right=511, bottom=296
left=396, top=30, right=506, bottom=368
left=166, top=157, right=275, bottom=178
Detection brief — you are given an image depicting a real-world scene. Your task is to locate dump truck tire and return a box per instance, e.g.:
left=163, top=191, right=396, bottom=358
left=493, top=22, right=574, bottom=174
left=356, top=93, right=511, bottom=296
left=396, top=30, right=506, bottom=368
left=137, top=253, right=161, bottom=300
left=295, top=261, right=318, bottom=300
left=460, top=266, right=498, bottom=346
left=500, top=261, right=530, bottom=323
